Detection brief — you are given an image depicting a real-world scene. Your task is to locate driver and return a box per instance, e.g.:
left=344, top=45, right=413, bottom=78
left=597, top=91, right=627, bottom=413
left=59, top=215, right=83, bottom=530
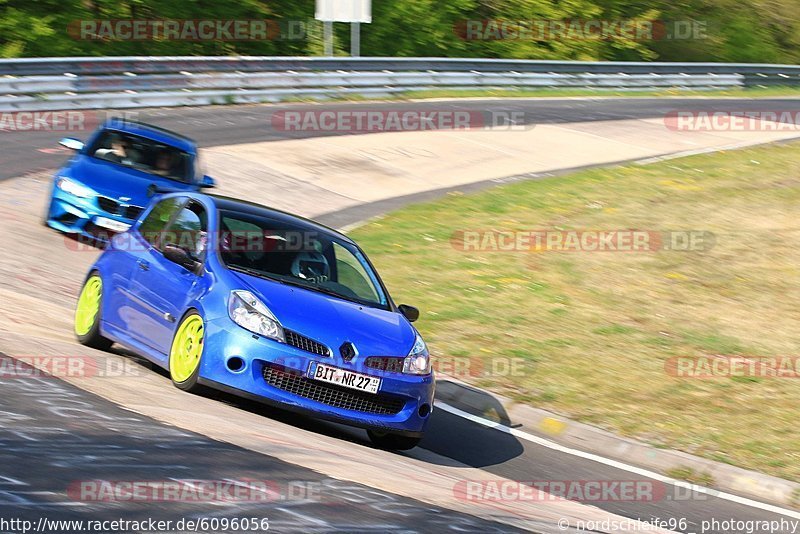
left=95, top=133, right=139, bottom=164
left=152, top=149, right=176, bottom=176
left=291, top=250, right=330, bottom=283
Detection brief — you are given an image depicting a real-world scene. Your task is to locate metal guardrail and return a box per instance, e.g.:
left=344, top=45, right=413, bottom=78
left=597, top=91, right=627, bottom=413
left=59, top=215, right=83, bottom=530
left=0, top=72, right=744, bottom=95
left=1, top=55, right=795, bottom=112
left=2, top=56, right=800, bottom=77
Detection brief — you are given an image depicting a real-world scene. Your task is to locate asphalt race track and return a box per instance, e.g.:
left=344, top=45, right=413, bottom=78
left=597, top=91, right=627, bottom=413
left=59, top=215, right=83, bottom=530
left=5, top=97, right=800, bottom=181
left=0, top=353, right=520, bottom=533
left=2, top=98, right=800, bottom=533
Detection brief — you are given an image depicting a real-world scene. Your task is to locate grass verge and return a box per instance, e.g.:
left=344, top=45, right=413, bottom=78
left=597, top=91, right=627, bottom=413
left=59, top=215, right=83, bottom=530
left=349, top=140, right=800, bottom=482
left=664, top=467, right=715, bottom=487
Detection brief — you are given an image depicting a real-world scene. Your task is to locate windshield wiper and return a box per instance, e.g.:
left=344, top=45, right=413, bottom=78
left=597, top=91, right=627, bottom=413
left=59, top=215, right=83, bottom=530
left=281, top=278, right=382, bottom=308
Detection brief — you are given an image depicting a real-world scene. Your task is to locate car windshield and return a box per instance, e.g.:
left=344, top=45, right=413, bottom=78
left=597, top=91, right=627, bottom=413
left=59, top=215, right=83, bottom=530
left=88, top=129, right=194, bottom=183
left=218, top=210, right=389, bottom=310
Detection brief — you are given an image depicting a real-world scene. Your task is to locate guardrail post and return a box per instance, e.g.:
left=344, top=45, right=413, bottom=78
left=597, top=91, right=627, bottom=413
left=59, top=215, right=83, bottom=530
left=324, top=22, right=334, bottom=56
left=351, top=22, right=361, bottom=57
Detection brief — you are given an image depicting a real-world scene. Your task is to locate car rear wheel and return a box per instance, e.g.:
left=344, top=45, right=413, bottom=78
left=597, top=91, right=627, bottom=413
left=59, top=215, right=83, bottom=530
left=74, top=273, right=113, bottom=350
left=169, top=311, right=205, bottom=393
left=367, top=430, right=421, bottom=451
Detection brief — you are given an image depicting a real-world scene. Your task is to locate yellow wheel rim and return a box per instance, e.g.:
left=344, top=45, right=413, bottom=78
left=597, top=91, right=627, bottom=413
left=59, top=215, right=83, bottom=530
left=170, top=314, right=204, bottom=383
left=75, top=275, right=102, bottom=336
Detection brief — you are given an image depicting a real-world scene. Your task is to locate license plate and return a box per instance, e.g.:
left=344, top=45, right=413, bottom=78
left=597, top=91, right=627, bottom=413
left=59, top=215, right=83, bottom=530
left=308, top=362, right=381, bottom=394
left=95, top=217, right=130, bottom=232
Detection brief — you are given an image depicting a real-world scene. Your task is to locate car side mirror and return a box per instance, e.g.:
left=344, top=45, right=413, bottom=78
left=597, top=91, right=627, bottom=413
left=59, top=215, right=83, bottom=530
left=398, top=304, right=419, bottom=323
left=200, top=175, right=216, bottom=188
left=163, top=243, right=202, bottom=274
left=59, top=138, right=85, bottom=151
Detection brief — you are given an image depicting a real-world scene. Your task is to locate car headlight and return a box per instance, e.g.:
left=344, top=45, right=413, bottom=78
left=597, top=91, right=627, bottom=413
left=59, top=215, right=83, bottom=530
left=228, top=290, right=285, bottom=342
left=403, top=334, right=431, bottom=375
left=56, top=176, right=94, bottom=199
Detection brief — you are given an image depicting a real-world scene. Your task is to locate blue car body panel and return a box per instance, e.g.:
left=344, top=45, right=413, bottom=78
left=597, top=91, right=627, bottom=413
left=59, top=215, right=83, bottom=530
left=46, top=120, right=203, bottom=242
left=86, top=192, right=434, bottom=437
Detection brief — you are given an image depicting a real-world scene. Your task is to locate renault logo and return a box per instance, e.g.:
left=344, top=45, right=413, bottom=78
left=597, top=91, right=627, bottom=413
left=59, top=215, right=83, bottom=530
left=339, top=342, right=357, bottom=362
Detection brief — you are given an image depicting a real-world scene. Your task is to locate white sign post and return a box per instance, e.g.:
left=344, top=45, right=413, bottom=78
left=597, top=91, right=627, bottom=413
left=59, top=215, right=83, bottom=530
left=315, top=0, right=372, bottom=57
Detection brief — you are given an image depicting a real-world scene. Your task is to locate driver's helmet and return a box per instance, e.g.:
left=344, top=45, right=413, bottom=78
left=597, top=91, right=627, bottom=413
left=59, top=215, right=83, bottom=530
left=291, top=250, right=330, bottom=281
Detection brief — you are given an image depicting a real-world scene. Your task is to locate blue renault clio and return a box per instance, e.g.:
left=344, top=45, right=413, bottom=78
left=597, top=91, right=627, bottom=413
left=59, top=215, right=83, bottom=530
left=74, top=192, right=434, bottom=449
left=46, top=119, right=215, bottom=242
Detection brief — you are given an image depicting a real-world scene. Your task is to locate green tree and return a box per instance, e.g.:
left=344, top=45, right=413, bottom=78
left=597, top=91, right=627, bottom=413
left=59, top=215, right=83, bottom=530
left=1, top=0, right=799, bottom=62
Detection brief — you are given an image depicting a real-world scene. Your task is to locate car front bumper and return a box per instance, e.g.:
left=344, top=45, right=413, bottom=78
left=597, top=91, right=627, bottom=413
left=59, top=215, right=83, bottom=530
left=199, top=316, right=435, bottom=437
left=46, top=188, right=137, bottom=243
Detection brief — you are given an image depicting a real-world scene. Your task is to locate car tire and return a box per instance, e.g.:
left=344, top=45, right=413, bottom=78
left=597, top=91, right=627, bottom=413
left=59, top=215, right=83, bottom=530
left=74, top=272, right=114, bottom=351
left=367, top=430, right=421, bottom=451
left=168, top=311, right=206, bottom=393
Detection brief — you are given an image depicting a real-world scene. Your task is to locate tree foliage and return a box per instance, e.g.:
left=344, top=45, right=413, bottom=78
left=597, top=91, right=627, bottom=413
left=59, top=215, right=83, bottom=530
left=1, top=0, right=798, bottom=62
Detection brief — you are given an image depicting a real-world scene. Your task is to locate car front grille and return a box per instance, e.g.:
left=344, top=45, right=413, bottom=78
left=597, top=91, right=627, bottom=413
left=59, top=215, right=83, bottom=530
left=97, top=197, right=144, bottom=220
left=54, top=213, right=79, bottom=227
left=285, top=330, right=330, bottom=357
left=81, top=222, right=114, bottom=244
left=261, top=364, right=406, bottom=415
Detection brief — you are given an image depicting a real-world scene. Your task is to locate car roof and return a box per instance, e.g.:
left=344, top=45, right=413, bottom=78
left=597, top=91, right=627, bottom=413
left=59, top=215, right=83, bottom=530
left=101, top=118, right=197, bottom=153
left=205, top=194, right=356, bottom=244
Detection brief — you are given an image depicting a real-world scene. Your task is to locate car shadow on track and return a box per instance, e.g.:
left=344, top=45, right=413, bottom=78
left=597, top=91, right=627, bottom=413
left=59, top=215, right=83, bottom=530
left=419, top=381, right=524, bottom=468
left=109, top=346, right=525, bottom=468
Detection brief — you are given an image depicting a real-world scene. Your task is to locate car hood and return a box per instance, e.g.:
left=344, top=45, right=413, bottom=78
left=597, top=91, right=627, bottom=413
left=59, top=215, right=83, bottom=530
left=231, top=271, right=416, bottom=359
left=65, top=155, right=197, bottom=207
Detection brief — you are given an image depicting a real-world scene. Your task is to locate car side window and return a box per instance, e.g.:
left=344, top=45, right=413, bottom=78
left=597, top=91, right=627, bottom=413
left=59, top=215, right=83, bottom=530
left=332, top=242, right=383, bottom=304
left=162, top=202, right=208, bottom=258
left=138, top=198, right=185, bottom=249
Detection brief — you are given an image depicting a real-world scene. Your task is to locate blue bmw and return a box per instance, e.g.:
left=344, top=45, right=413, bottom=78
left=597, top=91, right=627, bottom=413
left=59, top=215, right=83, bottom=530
left=74, top=192, right=434, bottom=449
left=46, top=119, right=215, bottom=242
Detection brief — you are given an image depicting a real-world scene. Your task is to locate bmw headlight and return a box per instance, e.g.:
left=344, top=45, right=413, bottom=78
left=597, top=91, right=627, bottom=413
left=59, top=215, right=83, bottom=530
left=228, top=290, right=285, bottom=342
left=56, top=176, right=94, bottom=199
left=403, top=334, right=431, bottom=375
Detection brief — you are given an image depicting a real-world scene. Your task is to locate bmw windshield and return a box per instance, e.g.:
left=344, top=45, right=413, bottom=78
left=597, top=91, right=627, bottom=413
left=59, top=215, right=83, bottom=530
left=88, top=130, right=195, bottom=184
left=217, top=210, right=390, bottom=310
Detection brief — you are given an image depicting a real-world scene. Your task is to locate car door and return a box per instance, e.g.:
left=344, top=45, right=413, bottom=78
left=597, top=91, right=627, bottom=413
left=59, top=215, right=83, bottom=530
left=126, top=198, right=208, bottom=356
left=112, top=196, right=184, bottom=343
